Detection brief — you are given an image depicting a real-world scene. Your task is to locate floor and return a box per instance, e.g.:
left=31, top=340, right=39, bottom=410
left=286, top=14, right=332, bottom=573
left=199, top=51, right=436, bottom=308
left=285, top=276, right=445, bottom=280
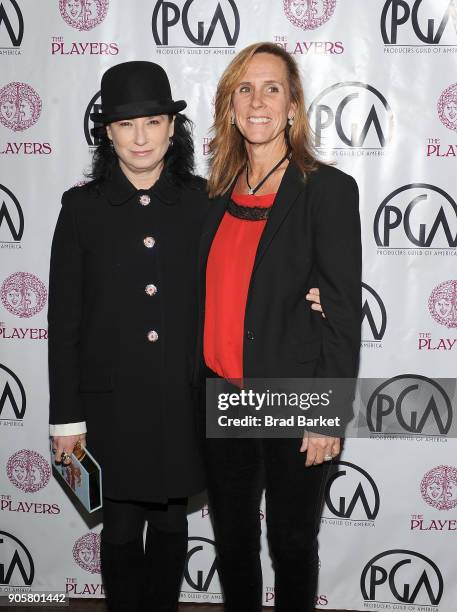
left=0, top=599, right=362, bottom=611
left=65, top=602, right=358, bottom=611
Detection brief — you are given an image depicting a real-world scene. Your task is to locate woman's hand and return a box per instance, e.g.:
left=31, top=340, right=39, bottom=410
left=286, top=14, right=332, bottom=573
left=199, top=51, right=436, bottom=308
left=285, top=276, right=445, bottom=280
left=306, top=287, right=325, bottom=318
left=300, top=432, right=340, bottom=467
left=51, top=434, right=86, bottom=465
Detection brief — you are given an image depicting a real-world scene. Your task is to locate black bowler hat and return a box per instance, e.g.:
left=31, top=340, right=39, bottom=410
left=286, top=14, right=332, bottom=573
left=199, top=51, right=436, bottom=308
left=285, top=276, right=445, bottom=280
left=90, top=61, right=186, bottom=124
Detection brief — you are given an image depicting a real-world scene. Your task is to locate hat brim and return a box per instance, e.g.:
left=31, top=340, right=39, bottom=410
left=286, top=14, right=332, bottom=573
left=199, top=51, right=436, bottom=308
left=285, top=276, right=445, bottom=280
left=90, top=99, right=187, bottom=124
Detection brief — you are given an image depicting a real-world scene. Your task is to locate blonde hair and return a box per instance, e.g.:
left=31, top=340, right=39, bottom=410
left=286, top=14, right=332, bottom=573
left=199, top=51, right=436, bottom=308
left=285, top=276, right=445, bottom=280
left=207, top=42, right=318, bottom=198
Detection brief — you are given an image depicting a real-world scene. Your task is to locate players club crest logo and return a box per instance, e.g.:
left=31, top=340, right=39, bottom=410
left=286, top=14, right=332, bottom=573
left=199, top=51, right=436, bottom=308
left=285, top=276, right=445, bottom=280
left=420, top=465, right=457, bottom=511
left=0, top=82, right=42, bottom=132
left=73, top=533, right=101, bottom=574
left=438, top=83, right=457, bottom=132
left=6, top=449, right=51, bottom=493
left=428, top=280, right=457, bottom=329
left=59, top=0, right=109, bottom=31
left=1, top=272, right=47, bottom=318
left=283, top=0, right=336, bottom=30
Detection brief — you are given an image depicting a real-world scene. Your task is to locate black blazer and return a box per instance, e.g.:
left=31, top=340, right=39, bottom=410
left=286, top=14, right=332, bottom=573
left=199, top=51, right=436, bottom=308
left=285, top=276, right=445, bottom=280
left=195, top=162, right=362, bottom=424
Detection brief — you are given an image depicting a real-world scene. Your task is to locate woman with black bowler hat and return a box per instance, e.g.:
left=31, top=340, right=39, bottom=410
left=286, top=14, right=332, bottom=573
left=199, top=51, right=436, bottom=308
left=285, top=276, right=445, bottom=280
left=197, top=42, right=362, bottom=611
left=48, top=61, right=208, bottom=612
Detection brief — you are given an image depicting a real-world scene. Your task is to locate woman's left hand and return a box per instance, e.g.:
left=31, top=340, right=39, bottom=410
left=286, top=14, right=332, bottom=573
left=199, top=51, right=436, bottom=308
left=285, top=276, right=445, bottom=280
left=300, top=432, right=340, bottom=467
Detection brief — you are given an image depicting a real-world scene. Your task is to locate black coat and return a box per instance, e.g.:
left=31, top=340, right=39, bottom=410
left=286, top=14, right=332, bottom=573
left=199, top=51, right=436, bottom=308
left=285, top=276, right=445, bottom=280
left=195, top=162, right=362, bottom=427
left=48, top=165, right=209, bottom=502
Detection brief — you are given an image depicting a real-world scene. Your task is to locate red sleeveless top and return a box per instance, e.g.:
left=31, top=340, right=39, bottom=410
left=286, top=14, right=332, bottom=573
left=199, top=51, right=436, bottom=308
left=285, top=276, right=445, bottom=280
left=204, top=192, right=276, bottom=379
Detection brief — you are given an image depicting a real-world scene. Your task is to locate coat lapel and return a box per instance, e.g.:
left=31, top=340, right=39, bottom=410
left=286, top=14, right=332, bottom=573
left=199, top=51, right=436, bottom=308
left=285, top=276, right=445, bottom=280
left=252, top=161, right=306, bottom=272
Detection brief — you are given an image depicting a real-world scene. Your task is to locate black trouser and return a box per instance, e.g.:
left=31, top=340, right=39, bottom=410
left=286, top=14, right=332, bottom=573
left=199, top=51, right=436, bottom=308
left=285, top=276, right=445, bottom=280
left=100, top=497, right=188, bottom=612
left=204, top=437, right=329, bottom=612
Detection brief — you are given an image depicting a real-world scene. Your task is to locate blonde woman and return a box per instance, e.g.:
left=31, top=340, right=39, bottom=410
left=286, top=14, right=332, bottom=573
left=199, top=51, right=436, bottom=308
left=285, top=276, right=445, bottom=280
left=197, top=42, right=361, bottom=611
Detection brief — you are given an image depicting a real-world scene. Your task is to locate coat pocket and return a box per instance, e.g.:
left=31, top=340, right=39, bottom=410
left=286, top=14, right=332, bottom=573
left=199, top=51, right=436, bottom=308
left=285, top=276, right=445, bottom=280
left=291, top=338, right=322, bottom=363
left=79, top=373, right=114, bottom=393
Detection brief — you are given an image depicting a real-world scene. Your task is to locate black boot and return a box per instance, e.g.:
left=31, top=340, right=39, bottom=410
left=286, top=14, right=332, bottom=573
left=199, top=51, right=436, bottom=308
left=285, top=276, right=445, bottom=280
left=143, top=523, right=188, bottom=612
left=100, top=531, right=146, bottom=612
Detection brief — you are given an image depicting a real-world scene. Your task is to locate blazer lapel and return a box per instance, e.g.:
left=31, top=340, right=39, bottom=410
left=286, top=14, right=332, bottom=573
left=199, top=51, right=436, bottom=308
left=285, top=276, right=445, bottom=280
left=198, top=190, right=231, bottom=265
left=198, top=162, right=306, bottom=271
left=252, top=161, right=306, bottom=272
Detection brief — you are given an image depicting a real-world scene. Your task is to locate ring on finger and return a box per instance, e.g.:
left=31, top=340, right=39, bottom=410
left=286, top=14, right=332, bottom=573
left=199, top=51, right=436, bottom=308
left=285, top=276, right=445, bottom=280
left=324, top=454, right=333, bottom=461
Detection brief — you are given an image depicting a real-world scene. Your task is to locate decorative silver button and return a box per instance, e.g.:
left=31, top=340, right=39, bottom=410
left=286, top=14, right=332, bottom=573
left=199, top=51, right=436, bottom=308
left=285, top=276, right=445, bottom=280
left=139, top=194, right=151, bottom=206
left=143, top=237, right=155, bottom=249
left=145, top=284, right=157, bottom=296
left=147, top=330, right=159, bottom=342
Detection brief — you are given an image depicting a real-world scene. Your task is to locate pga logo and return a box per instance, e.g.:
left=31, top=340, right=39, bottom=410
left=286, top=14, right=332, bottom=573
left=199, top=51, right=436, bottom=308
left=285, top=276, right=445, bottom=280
left=381, top=0, right=457, bottom=45
left=0, top=363, right=26, bottom=421
left=184, top=537, right=221, bottom=593
left=362, top=283, right=387, bottom=342
left=374, top=183, right=457, bottom=249
left=308, top=82, right=394, bottom=150
left=366, top=374, right=453, bottom=435
left=84, top=90, right=102, bottom=146
left=0, top=184, right=24, bottom=243
left=152, top=0, right=240, bottom=47
left=361, top=549, right=443, bottom=605
left=0, top=0, right=24, bottom=48
left=324, top=461, right=380, bottom=521
left=0, top=531, right=34, bottom=586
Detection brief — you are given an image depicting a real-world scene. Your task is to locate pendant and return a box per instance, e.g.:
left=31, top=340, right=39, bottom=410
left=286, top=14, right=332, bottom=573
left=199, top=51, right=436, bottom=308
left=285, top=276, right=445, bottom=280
left=245, top=153, right=289, bottom=198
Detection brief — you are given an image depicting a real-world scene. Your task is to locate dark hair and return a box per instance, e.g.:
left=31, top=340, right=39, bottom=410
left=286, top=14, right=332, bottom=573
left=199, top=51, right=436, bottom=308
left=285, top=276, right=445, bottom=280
left=86, top=113, right=195, bottom=185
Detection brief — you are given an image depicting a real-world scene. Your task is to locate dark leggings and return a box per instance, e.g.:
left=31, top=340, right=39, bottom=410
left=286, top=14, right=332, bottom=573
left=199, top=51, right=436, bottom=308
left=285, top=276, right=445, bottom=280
left=204, top=438, right=329, bottom=612
left=100, top=497, right=188, bottom=612
left=102, top=497, right=188, bottom=543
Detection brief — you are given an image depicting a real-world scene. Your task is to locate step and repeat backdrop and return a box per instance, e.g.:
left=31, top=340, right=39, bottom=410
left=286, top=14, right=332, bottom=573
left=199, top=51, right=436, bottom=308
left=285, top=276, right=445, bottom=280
left=1, top=1, right=457, bottom=610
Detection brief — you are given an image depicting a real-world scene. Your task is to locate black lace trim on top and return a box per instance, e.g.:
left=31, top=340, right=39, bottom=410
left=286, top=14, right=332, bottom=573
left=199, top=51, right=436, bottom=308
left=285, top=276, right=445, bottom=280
left=227, top=198, right=272, bottom=221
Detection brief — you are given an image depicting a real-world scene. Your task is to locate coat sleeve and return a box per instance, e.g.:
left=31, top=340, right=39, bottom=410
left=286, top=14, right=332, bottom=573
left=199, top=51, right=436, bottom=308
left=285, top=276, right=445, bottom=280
left=49, top=422, right=87, bottom=436
left=48, top=190, right=85, bottom=426
left=312, top=169, right=362, bottom=428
